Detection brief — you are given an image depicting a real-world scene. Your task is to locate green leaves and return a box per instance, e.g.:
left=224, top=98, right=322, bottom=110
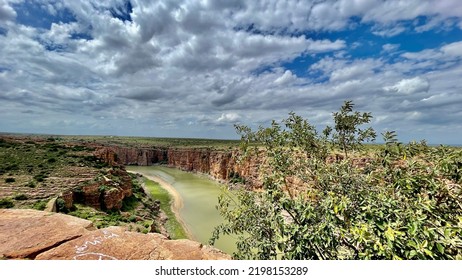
left=212, top=100, right=462, bottom=260
left=329, top=100, right=376, bottom=158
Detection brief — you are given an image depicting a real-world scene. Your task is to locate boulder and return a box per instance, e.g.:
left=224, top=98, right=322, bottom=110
left=36, top=226, right=230, bottom=260
left=0, top=209, right=93, bottom=259
left=0, top=209, right=230, bottom=260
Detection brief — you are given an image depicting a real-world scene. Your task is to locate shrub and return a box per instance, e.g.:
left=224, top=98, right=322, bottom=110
left=56, top=198, right=68, bottom=213
left=34, top=173, right=47, bottom=182
left=5, top=177, right=15, bottom=183
left=0, top=198, right=14, bottom=208
left=32, top=201, right=47, bottom=210
left=14, top=194, right=28, bottom=200
left=211, top=101, right=462, bottom=260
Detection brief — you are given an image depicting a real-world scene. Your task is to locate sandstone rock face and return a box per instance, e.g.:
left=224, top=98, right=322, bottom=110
left=95, top=146, right=266, bottom=189
left=36, top=226, right=230, bottom=260
left=102, top=187, right=124, bottom=210
left=95, top=146, right=167, bottom=166
left=0, top=209, right=93, bottom=259
left=0, top=209, right=230, bottom=260
left=62, top=167, right=135, bottom=211
left=81, top=183, right=102, bottom=209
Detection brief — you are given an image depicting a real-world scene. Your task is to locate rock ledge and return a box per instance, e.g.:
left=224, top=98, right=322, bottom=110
left=0, top=209, right=230, bottom=260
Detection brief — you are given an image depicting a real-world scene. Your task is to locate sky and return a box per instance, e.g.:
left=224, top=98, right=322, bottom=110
left=0, top=0, right=462, bottom=144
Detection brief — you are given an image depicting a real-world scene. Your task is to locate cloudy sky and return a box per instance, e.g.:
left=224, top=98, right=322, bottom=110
left=1, top=0, right=462, bottom=144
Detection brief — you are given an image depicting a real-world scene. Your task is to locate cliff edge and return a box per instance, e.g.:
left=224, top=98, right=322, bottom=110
left=0, top=209, right=230, bottom=260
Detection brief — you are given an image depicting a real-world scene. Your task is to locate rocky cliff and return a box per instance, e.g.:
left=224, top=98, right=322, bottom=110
left=95, top=146, right=266, bottom=189
left=0, top=209, right=230, bottom=260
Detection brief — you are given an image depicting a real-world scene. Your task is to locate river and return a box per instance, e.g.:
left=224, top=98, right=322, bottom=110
left=126, top=165, right=237, bottom=255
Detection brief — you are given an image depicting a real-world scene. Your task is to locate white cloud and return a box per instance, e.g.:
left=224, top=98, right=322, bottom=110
left=274, top=70, right=297, bottom=85
left=330, top=60, right=379, bottom=82
left=217, top=113, right=241, bottom=123
left=0, top=1, right=15, bottom=24
left=1, top=0, right=462, bottom=143
left=382, top=43, right=400, bottom=52
left=384, top=77, right=430, bottom=95
left=372, top=24, right=407, bottom=37
left=441, top=41, right=462, bottom=57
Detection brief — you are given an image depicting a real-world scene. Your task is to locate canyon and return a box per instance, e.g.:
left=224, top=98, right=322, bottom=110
left=1, top=136, right=266, bottom=260
left=93, top=145, right=266, bottom=189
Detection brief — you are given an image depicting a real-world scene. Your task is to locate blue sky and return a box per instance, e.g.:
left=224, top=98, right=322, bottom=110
left=1, top=0, right=462, bottom=144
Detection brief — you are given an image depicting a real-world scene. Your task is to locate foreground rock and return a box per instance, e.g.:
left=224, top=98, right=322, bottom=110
left=0, top=209, right=230, bottom=260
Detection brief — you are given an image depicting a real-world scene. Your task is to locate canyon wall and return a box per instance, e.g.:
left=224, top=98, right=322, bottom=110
left=94, top=146, right=265, bottom=189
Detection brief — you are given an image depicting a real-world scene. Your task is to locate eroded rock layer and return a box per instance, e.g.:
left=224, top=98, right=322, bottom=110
left=0, top=209, right=230, bottom=260
left=94, top=146, right=265, bottom=189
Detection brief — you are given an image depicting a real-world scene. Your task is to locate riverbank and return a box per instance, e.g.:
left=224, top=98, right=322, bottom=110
left=127, top=170, right=190, bottom=240
left=143, top=175, right=192, bottom=240
left=127, top=166, right=237, bottom=255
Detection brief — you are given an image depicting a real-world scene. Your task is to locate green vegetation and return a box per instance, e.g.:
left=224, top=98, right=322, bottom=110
left=4, top=177, right=15, bottom=183
left=66, top=176, right=159, bottom=232
left=13, top=194, right=28, bottom=200
left=68, top=205, right=127, bottom=228
left=0, top=198, right=14, bottom=208
left=143, top=178, right=188, bottom=239
left=211, top=101, right=462, bottom=260
left=67, top=136, right=240, bottom=149
left=0, top=137, right=105, bottom=185
left=32, top=200, right=47, bottom=210
left=0, top=137, right=162, bottom=235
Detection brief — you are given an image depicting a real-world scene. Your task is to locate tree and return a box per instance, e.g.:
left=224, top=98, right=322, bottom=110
left=323, top=100, right=376, bottom=158
left=210, top=101, right=462, bottom=260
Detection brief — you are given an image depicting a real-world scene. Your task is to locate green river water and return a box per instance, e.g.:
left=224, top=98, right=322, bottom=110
left=126, top=165, right=237, bottom=255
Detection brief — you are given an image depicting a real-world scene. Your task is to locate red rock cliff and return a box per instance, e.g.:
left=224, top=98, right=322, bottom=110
left=94, top=146, right=265, bottom=189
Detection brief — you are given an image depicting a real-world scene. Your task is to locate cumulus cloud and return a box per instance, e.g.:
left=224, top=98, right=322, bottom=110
left=330, top=60, right=379, bottom=82
left=0, top=1, right=16, bottom=23
left=441, top=41, right=462, bottom=57
left=0, top=0, right=462, bottom=143
left=217, top=112, right=241, bottom=123
left=384, top=77, right=430, bottom=95
left=274, top=70, right=297, bottom=85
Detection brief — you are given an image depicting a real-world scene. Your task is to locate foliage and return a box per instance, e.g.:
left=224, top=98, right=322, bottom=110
left=211, top=101, right=462, bottom=260
left=323, top=100, right=376, bottom=158
left=4, top=177, right=15, bottom=183
left=56, top=198, right=68, bottom=213
left=32, top=200, right=47, bottom=210
left=143, top=178, right=188, bottom=239
left=13, top=194, right=28, bottom=200
left=0, top=198, right=14, bottom=208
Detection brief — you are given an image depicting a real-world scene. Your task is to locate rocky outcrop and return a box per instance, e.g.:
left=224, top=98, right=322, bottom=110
left=61, top=167, right=135, bottom=211
left=95, top=146, right=167, bottom=166
left=0, top=209, right=230, bottom=260
left=94, top=146, right=266, bottom=189
left=0, top=209, right=94, bottom=259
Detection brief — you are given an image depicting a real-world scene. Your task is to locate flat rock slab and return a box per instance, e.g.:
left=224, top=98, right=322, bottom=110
left=0, top=209, right=94, bottom=259
left=0, top=209, right=230, bottom=260
left=36, top=226, right=230, bottom=260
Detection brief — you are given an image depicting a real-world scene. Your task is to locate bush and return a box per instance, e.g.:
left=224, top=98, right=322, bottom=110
left=211, top=101, right=462, bottom=260
left=14, top=194, right=28, bottom=200
left=34, top=173, right=47, bottom=182
left=5, top=177, right=15, bottom=183
left=0, top=198, right=14, bottom=209
left=32, top=201, right=47, bottom=210
left=56, top=198, right=68, bottom=213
